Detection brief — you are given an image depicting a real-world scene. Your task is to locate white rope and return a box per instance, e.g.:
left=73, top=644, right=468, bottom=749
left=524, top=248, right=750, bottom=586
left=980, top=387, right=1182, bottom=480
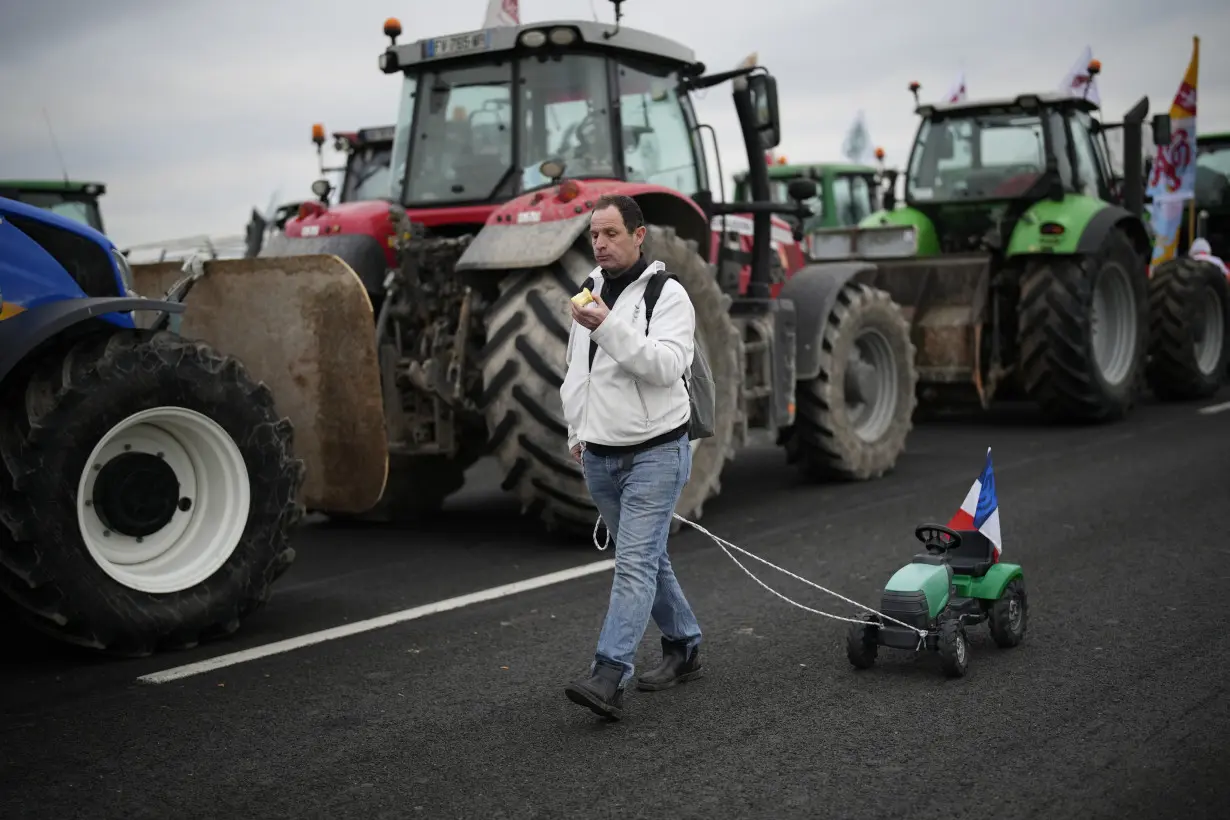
left=592, top=512, right=929, bottom=648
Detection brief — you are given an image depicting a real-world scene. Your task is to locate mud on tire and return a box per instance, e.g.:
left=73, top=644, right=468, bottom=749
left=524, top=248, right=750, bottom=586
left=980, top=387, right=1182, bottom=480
left=1017, top=229, right=1149, bottom=422
left=479, top=225, right=742, bottom=535
left=0, top=329, right=304, bottom=656
left=789, top=282, right=918, bottom=481
left=1145, top=256, right=1230, bottom=401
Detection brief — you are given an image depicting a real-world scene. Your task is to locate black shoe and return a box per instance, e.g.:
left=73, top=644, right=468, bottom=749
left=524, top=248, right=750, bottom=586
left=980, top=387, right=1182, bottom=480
left=636, top=637, right=703, bottom=691
left=564, top=661, right=625, bottom=720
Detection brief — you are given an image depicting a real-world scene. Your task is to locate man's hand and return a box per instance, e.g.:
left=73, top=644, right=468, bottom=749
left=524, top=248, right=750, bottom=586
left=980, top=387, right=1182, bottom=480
left=571, top=293, right=609, bottom=331
left=571, top=444, right=583, bottom=463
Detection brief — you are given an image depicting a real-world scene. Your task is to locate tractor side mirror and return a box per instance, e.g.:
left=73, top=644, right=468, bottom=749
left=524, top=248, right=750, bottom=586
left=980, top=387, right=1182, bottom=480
left=1151, top=114, right=1172, bottom=148
left=747, top=73, right=781, bottom=150
left=787, top=178, right=817, bottom=202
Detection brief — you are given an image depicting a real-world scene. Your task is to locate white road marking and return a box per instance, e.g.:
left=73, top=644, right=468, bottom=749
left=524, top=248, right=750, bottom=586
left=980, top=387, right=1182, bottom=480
left=1198, top=400, right=1230, bottom=415
left=137, top=559, right=615, bottom=684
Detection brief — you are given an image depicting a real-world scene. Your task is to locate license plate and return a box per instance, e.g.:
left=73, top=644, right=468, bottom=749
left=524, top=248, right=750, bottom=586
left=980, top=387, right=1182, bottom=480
left=423, top=30, right=492, bottom=59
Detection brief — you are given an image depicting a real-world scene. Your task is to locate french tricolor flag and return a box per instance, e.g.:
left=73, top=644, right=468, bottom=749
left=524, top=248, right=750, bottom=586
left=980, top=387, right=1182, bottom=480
left=947, top=448, right=1003, bottom=560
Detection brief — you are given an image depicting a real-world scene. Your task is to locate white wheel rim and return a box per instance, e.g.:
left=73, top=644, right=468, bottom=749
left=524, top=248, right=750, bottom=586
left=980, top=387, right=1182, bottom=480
left=843, top=327, right=900, bottom=443
left=1090, top=263, right=1137, bottom=386
left=1195, top=284, right=1225, bottom=376
left=76, top=407, right=250, bottom=594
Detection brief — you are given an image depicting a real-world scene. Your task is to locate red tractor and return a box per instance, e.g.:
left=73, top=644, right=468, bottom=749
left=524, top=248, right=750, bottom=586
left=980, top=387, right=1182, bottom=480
left=136, top=7, right=919, bottom=536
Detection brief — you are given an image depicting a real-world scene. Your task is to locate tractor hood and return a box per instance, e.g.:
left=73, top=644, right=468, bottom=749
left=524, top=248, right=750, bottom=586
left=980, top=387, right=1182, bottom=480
left=284, top=200, right=397, bottom=242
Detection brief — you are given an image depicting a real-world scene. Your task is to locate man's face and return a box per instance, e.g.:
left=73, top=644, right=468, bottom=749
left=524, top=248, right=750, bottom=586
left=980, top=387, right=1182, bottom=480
left=589, top=205, right=645, bottom=272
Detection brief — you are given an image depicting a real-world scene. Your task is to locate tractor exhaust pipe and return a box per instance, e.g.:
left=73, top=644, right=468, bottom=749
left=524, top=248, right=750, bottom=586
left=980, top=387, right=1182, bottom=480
left=1121, top=95, right=1150, bottom=218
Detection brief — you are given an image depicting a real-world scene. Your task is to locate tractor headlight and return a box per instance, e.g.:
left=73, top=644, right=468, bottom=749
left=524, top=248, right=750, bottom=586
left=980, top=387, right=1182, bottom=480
left=855, top=225, right=918, bottom=259
left=806, top=228, right=857, bottom=261
left=111, top=248, right=139, bottom=297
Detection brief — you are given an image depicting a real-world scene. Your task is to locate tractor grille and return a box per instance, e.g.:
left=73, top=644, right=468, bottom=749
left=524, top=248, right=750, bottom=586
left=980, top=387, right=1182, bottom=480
left=7, top=214, right=120, bottom=298
left=879, top=590, right=930, bottom=630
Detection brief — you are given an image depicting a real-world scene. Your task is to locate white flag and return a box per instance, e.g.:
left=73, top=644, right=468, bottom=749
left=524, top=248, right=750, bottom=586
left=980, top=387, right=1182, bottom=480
left=483, top=0, right=519, bottom=27
left=945, top=71, right=967, bottom=103
left=1058, top=45, right=1101, bottom=106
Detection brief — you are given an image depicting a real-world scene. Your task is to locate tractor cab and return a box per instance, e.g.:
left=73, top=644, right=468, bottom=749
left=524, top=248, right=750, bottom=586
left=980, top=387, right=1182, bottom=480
left=0, top=180, right=107, bottom=234
left=1188, top=133, right=1230, bottom=255
left=889, top=91, right=1170, bottom=256
left=380, top=18, right=721, bottom=214
left=310, top=125, right=396, bottom=205
left=733, top=160, right=880, bottom=235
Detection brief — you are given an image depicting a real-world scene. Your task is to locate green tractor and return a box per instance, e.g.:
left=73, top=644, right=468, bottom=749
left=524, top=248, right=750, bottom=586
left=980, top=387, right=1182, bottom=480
left=733, top=160, right=883, bottom=235
left=0, top=180, right=108, bottom=234
left=803, top=87, right=1182, bottom=420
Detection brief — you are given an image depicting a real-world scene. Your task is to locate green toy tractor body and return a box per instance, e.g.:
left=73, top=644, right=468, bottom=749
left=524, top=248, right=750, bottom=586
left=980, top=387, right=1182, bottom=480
left=847, top=523, right=1027, bottom=677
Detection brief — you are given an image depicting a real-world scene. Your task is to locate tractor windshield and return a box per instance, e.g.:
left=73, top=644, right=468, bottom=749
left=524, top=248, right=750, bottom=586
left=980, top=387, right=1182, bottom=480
left=907, top=111, right=1049, bottom=203
left=8, top=190, right=104, bottom=232
left=340, top=142, right=393, bottom=203
left=388, top=51, right=701, bottom=206
left=1196, top=141, right=1230, bottom=209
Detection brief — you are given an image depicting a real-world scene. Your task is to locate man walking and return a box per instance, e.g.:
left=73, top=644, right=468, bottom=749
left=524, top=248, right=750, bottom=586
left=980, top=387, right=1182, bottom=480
left=560, top=193, right=703, bottom=720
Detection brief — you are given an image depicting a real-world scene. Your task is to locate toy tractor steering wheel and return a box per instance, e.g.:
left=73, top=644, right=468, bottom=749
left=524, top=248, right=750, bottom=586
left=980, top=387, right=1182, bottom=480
left=915, top=523, right=963, bottom=553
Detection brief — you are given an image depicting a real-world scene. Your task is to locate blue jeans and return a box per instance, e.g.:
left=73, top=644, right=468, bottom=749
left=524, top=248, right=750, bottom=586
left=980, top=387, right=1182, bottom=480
left=582, top=433, right=702, bottom=688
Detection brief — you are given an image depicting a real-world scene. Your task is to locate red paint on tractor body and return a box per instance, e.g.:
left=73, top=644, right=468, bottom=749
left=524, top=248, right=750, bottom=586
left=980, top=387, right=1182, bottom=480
left=283, top=178, right=808, bottom=298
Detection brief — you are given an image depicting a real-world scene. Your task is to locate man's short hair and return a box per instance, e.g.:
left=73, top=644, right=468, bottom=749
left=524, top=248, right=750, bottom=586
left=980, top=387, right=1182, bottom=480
left=592, top=194, right=645, bottom=235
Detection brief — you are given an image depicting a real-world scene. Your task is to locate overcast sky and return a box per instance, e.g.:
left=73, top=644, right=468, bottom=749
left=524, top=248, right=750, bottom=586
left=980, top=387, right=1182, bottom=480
left=2, top=0, right=1225, bottom=249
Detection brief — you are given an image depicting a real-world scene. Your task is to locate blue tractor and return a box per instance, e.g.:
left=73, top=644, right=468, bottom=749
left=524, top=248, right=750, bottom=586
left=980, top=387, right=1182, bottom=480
left=0, top=196, right=304, bottom=656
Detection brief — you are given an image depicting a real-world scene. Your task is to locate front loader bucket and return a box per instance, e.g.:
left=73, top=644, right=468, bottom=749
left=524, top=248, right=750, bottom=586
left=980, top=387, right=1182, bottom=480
left=130, top=255, right=388, bottom=515
left=859, top=254, right=993, bottom=402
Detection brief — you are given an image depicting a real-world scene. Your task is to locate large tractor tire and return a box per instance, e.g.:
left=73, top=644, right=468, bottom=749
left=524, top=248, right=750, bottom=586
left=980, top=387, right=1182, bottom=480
left=788, top=282, right=918, bottom=481
left=1017, top=228, right=1149, bottom=422
left=1145, top=256, right=1230, bottom=400
left=0, top=329, right=303, bottom=656
left=480, top=225, right=742, bottom=536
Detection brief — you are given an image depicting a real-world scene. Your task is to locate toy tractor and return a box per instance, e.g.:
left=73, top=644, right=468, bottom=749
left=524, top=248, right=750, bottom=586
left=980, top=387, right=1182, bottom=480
left=846, top=523, right=1027, bottom=678
left=0, top=196, right=309, bottom=655
left=132, top=4, right=921, bottom=537
left=803, top=74, right=1179, bottom=422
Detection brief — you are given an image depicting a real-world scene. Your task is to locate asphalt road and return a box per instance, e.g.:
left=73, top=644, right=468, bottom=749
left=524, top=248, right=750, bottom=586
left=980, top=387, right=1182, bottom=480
left=3, top=392, right=1229, bottom=820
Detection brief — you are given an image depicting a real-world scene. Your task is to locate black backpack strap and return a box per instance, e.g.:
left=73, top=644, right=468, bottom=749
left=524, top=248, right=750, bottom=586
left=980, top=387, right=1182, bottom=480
left=580, top=275, right=599, bottom=371
left=642, top=271, right=678, bottom=336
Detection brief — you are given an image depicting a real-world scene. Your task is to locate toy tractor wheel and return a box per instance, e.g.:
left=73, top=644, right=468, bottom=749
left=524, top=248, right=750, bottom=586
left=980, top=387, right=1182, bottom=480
left=936, top=618, right=969, bottom=678
left=1017, top=228, right=1149, bottom=422
left=988, top=577, right=1028, bottom=648
left=0, top=329, right=303, bottom=656
left=845, top=613, right=880, bottom=669
left=1145, top=256, right=1230, bottom=401
left=790, top=282, right=918, bottom=481
left=480, top=225, right=742, bottom=535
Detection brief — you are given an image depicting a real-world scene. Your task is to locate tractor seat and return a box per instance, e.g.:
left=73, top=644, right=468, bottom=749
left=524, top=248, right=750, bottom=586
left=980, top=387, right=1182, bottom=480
left=945, top=529, right=996, bottom=578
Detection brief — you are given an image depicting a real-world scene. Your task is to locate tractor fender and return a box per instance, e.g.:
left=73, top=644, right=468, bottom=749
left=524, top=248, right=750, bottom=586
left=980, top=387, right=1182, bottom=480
left=963, top=562, right=1024, bottom=601
left=1006, top=196, right=1149, bottom=259
left=1075, top=204, right=1151, bottom=258
left=455, top=213, right=591, bottom=272
left=0, top=297, right=185, bottom=386
left=777, top=261, right=878, bottom=381
left=258, top=231, right=390, bottom=294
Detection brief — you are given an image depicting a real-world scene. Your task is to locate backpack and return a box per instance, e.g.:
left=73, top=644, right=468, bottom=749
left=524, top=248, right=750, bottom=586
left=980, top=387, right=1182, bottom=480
left=578, top=270, right=716, bottom=441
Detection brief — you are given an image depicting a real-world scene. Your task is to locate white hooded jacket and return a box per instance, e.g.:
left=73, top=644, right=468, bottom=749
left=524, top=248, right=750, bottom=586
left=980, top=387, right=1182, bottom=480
left=561, top=259, right=695, bottom=451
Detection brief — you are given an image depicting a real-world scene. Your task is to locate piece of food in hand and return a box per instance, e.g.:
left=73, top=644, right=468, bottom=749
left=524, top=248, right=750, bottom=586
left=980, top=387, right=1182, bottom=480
left=571, top=287, right=596, bottom=308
